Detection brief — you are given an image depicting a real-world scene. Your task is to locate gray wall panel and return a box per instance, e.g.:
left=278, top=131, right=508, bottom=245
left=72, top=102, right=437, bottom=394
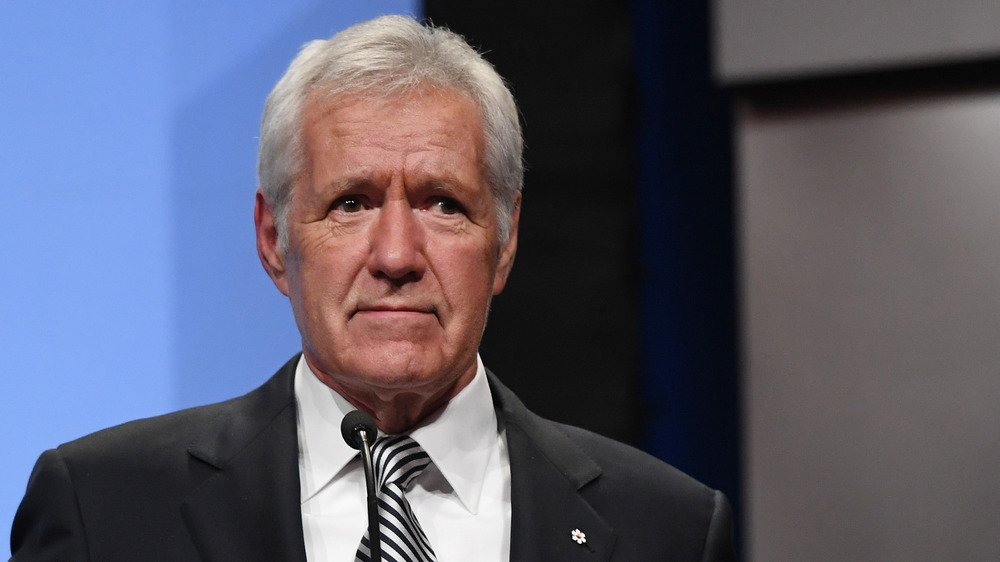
left=740, top=90, right=1000, bottom=560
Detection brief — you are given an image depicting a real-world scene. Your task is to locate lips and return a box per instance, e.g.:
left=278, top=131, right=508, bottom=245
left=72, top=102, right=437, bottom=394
left=352, top=303, right=437, bottom=318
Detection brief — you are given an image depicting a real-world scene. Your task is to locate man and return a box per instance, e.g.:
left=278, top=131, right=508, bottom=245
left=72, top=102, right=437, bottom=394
left=11, top=15, right=735, bottom=561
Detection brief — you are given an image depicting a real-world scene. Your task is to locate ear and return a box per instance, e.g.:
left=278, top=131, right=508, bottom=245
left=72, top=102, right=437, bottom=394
left=492, top=192, right=521, bottom=295
left=254, top=188, right=290, bottom=296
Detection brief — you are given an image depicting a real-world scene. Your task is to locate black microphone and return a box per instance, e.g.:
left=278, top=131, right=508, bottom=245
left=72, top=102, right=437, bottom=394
left=341, top=410, right=381, bottom=561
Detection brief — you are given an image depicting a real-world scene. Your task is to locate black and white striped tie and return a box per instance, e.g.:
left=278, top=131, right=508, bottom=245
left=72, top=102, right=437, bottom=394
left=356, top=435, right=436, bottom=562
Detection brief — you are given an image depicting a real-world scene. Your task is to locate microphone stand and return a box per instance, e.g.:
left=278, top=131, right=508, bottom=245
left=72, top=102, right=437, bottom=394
left=342, top=411, right=381, bottom=561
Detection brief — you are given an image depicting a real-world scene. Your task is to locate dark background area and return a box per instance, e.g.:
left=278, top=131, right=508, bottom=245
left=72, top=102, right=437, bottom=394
left=425, top=0, right=741, bottom=544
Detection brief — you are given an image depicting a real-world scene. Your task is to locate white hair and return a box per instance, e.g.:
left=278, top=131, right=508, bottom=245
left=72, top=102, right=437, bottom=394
left=258, top=15, right=523, bottom=250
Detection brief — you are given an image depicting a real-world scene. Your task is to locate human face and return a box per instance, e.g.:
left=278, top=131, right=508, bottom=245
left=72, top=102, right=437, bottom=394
left=255, top=87, right=518, bottom=423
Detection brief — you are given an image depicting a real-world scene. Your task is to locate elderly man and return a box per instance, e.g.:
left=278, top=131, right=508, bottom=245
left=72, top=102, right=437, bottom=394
left=11, top=15, right=734, bottom=562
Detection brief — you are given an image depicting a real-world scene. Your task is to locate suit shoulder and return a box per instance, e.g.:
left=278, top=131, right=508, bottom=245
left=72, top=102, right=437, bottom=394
left=489, top=371, right=721, bottom=507
left=59, top=394, right=237, bottom=458
left=56, top=357, right=296, bottom=464
left=553, top=421, right=717, bottom=499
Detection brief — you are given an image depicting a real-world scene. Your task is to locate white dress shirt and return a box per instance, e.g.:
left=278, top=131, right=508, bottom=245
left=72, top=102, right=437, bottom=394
left=295, top=354, right=511, bottom=562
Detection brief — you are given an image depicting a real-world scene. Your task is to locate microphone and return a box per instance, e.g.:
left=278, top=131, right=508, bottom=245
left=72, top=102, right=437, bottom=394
left=341, top=409, right=378, bottom=449
left=341, top=410, right=381, bottom=561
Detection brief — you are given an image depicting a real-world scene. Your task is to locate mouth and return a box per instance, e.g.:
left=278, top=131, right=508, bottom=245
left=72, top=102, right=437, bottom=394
left=352, top=304, right=437, bottom=318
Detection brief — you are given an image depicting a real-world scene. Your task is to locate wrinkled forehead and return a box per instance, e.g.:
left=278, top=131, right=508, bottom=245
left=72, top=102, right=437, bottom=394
left=297, top=84, right=490, bottom=182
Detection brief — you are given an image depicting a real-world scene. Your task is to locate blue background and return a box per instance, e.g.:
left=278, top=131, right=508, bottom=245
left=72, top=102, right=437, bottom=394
left=1, top=0, right=416, bottom=537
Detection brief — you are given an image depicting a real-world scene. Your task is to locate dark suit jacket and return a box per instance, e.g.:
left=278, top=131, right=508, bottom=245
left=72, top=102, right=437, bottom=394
left=11, top=356, right=735, bottom=561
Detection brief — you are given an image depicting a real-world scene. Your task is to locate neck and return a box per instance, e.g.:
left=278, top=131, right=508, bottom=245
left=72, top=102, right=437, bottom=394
left=309, top=363, right=476, bottom=434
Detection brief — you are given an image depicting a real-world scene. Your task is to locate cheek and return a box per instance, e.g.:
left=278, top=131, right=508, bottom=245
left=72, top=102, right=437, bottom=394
left=437, top=242, right=500, bottom=305
left=302, top=256, right=355, bottom=299
left=290, top=239, right=366, bottom=309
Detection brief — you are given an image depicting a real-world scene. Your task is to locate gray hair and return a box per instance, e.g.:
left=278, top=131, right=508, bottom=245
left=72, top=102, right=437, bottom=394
left=258, top=15, right=523, bottom=250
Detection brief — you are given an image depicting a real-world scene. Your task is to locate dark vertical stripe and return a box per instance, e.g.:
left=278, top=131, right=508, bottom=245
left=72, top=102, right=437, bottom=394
left=632, top=0, right=741, bottom=544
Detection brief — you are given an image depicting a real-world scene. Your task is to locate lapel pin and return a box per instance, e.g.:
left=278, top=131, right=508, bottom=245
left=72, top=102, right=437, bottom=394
left=571, top=528, right=587, bottom=545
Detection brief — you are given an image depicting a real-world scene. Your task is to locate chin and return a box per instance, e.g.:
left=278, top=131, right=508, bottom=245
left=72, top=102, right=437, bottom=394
left=350, top=350, right=448, bottom=388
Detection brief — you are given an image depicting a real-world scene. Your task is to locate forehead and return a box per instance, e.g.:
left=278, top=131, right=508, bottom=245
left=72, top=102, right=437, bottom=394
left=300, top=87, right=485, bottom=162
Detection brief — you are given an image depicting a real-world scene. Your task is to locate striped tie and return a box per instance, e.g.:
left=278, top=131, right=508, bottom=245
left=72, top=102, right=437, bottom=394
left=356, top=435, right=437, bottom=562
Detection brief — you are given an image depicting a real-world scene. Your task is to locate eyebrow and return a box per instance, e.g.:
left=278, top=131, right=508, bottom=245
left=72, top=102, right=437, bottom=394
left=321, top=170, right=477, bottom=195
left=321, top=173, right=388, bottom=196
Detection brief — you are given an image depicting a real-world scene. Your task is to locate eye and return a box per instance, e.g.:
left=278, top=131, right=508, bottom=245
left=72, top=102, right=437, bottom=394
left=331, top=195, right=367, bottom=213
left=430, top=197, right=465, bottom=216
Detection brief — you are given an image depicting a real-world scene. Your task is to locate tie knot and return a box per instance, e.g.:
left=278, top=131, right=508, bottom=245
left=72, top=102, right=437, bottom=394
left=372, top=435, right=431, bottom=490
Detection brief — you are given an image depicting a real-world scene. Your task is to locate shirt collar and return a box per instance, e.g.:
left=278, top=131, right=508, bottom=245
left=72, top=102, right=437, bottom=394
left=295, top=356, right=361, bottom=504
left=295, top=354, right=498, bottom=513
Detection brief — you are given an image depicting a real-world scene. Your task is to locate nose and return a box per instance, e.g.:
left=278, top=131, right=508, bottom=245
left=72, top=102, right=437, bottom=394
left=367, top=199, right=426, bottom=283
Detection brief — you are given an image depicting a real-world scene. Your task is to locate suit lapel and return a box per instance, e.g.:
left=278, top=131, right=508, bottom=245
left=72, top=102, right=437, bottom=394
left=180, top=357, right=307, bottom=562
left=489, top=373, right=617, bottom=561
